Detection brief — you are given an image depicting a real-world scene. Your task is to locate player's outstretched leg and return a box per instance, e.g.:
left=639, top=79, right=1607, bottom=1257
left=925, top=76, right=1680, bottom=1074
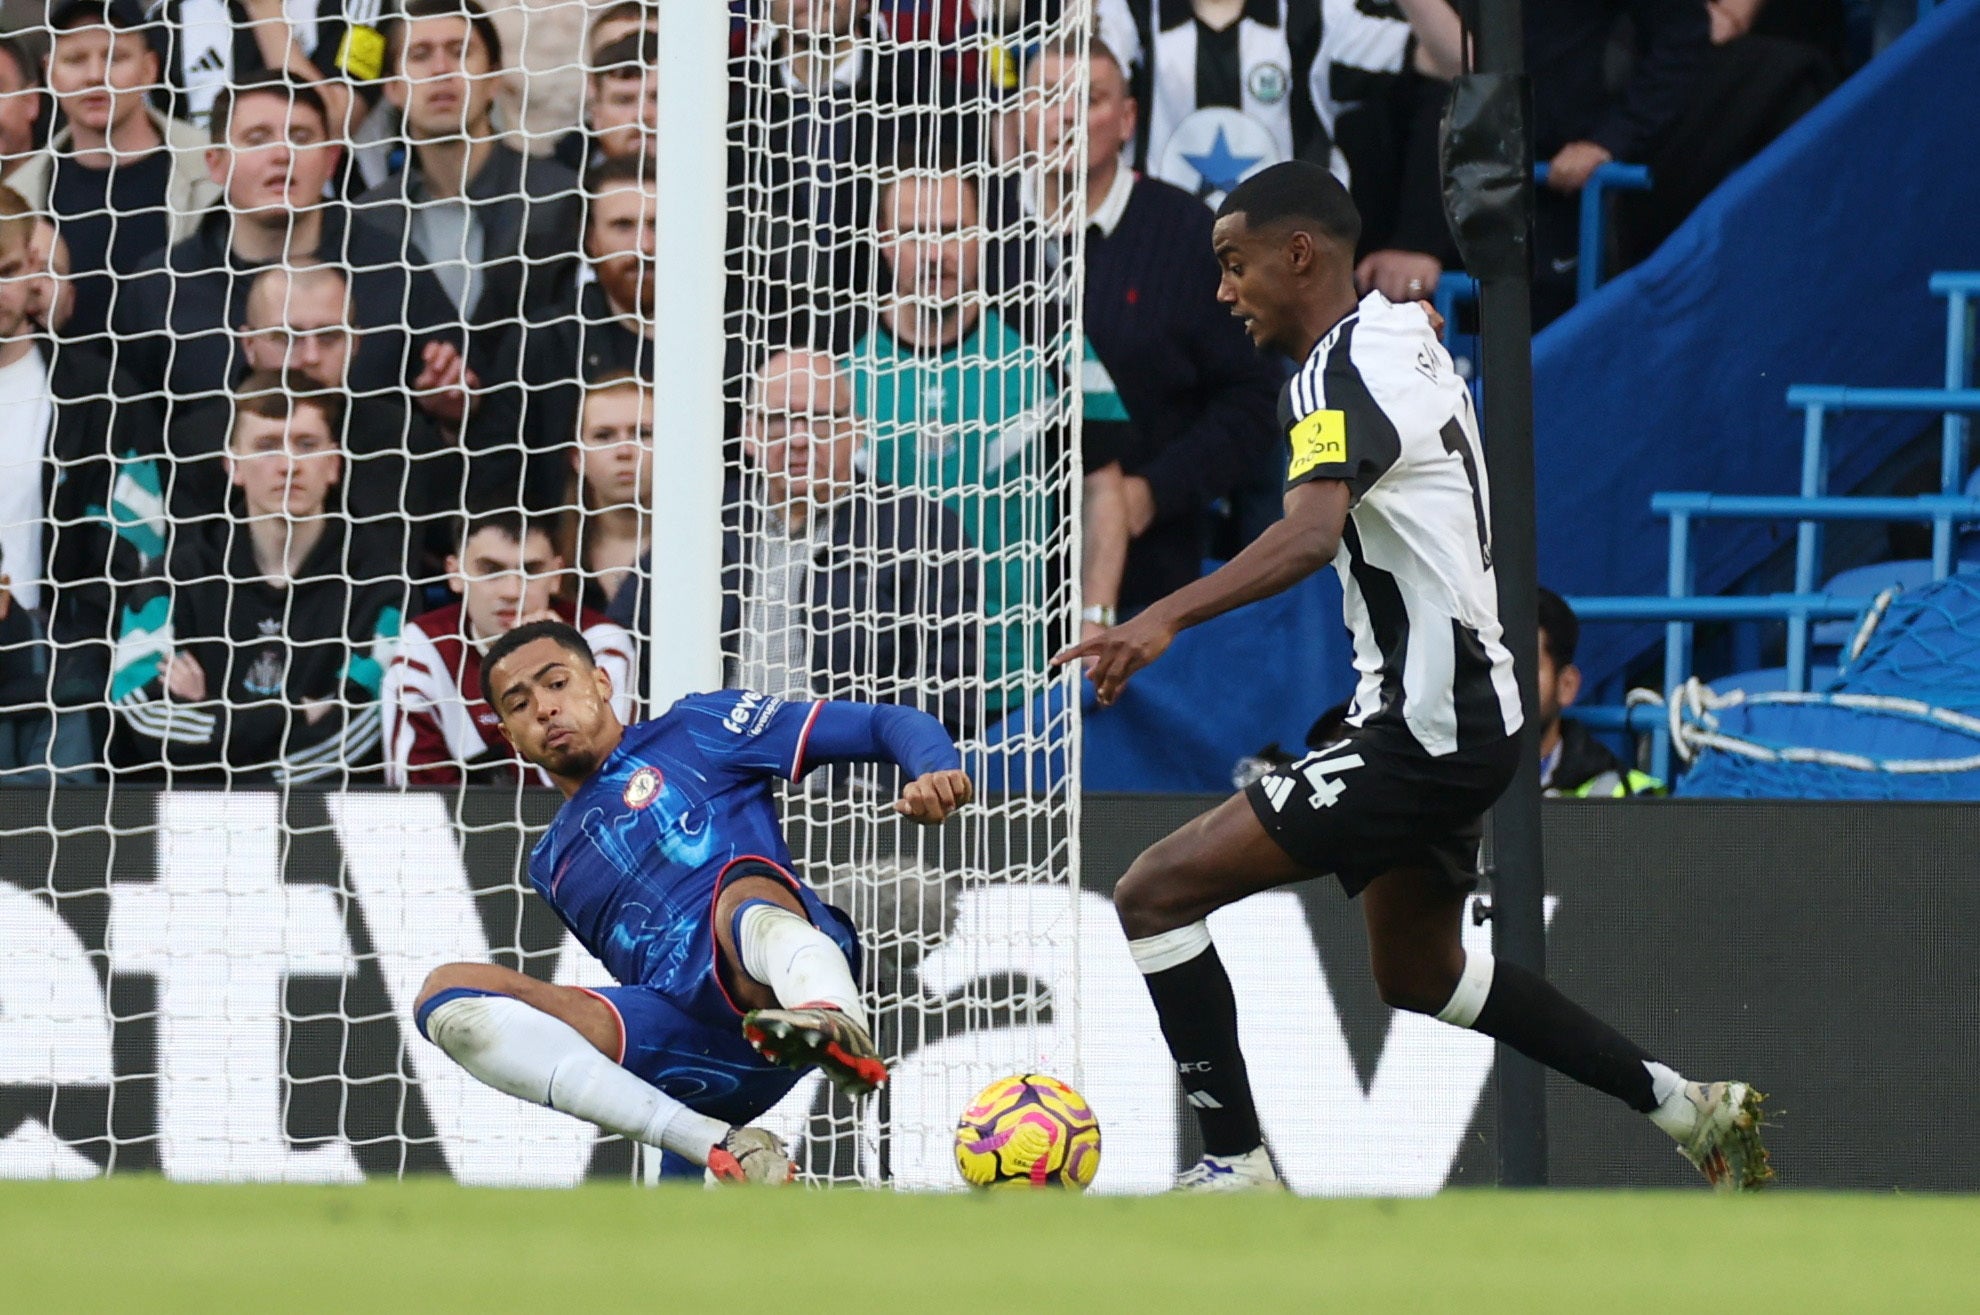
left=1113, top=795, right=1318, bottom=1191
left=413, top=963, right=795, bottom=1184
left=717, top=877, right=888, bottom=1098
left=1359, top=866, right=1772, bottom=1191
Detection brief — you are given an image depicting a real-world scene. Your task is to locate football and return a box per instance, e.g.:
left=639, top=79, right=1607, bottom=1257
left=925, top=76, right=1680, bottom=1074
left=953, top=1073, right=1102, bottom=1190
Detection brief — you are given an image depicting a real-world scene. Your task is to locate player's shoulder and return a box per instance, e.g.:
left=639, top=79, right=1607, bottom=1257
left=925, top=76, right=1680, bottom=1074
left=663, top=689, right=806, bottom=745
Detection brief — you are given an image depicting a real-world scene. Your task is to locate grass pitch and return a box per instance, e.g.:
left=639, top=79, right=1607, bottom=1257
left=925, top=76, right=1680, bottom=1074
left=4, top=1178, right=1976, bottom=1313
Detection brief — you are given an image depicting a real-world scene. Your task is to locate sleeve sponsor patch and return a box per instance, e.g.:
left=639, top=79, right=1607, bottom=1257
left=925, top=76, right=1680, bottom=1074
left=1287, top=409, right=1348, bottom=480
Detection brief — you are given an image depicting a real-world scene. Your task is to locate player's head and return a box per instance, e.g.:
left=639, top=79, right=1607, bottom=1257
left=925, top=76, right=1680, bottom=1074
left=1536, top=587, right=1582, bottom=734
left=1211, top=160, right=1361, bottom=356
left=744, top=348, right=862, bottom=506
left=449, top=510, right=564, bottom=642
left=482, top=619, right=620, bottom=780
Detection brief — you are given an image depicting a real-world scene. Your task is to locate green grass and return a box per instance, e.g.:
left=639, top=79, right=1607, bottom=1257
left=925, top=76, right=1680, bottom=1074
left=4, top=1179, right=1977, bottom=1313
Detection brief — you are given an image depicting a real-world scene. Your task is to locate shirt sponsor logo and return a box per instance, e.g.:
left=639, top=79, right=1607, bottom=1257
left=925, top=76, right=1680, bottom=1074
left=723, top=690, right=782, bottom=737
left=1288, top=409, right=1348, bottom=479
left=622, top=765, right=663, bottom=810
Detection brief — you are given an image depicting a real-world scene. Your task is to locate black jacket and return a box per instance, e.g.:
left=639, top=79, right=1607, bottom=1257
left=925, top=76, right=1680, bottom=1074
left=609, top=480, right=979, bottom=736
left=353, top=142, right=583, bottom=376
left=109, top=205, right=462, bottom=411
left=468, top=280, right=647, bottom=510
left=1527, top=0, right=1710, bottom=160
left=0, top=343, right=165, bottom=711
left=109, top=517, right=407, bottom=783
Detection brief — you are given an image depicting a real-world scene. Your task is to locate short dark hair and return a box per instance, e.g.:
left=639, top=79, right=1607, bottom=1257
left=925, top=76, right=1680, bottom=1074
left=582, top=152, right=655, bottom=240
left=1216, top=159, right=1361, bottom=249
left=587, top=1, right=656, bottom=54
left=591, top=28, right=658, bottom=81
left=1538, top=587, right=1579, bottom=667
left=481, top=619, right=595, bottom=707
left=458, top=508, right=555, bottom=554
left=384, top=0, right=504, bottom=74
left=0, top=34, right=40, bottom=88
left=209, top=70, right=330, bottom=145
left=232, top=368, right=347, bottom=440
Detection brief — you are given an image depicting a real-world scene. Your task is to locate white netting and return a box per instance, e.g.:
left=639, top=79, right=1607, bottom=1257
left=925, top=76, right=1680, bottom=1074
left=0, top=0, right=1086, bottom=1186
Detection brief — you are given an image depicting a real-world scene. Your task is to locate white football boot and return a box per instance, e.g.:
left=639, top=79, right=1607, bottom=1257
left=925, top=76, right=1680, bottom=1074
left=704, top=1126, right=797, bottom=1185
left=1662, top=1080, right=1773, bottom=1191
left=1175, top=1146, right=1284, bottom=1192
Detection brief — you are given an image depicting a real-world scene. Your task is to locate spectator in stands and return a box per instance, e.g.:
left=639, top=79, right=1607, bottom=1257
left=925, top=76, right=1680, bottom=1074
left=1012, top=40, right=1281, bottom=630
left=581, top=29, right=660, bottom=171
left=7, top=0, right=221, bottom=344
left=469, top=153, right=652, bottom=511
left=1095, top=0, right=1457, bottom=206
left=1538, top=587, right=1663, bottom=797
left=23, top=218, right=74, bottom=340
left=111, top=72, right=465, bottom=426
left=358, top=0, right=580, bottom=366
left=147, top=0, right=361, bottom=134
left=109, top=372, right=405, bottom=784
left=739, top=347, right=975, bottom=731
left=161, top=263, right=459, bottom=579
left=0, top=33, right=43, bottom=180
left=1528, top=0, right=1709, bottom=320
left=0, top=184, right=160, bottom=783
left=551, top=2, right=657, bottom=174
left=383, top=509, right=634, bottom=785
left=728, top=0, right=941, bottom=356
left=558, top=372, right=650, bottom=609
left=844, top=163, right=1053, bottom=722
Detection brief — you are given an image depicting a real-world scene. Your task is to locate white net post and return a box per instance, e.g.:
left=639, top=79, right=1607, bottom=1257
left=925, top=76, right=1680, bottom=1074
left=643, top=0, right=726, bottom=709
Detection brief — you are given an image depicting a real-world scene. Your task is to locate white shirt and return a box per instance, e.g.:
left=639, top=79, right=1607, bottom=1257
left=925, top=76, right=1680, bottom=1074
left=0, top=344, right=51, bottom=611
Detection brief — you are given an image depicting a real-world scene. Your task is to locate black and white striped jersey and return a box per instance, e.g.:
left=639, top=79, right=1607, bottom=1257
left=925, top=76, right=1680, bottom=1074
left=1282, top=292, right=1523, bottom=755
left=1098, top=0, right=1415, bottom=205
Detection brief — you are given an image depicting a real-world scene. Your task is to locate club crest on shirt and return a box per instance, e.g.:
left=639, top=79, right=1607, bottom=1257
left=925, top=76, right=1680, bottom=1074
left=1247, top=62, right=1290, bottom=105
left=623, top=765, right=663, bottom=810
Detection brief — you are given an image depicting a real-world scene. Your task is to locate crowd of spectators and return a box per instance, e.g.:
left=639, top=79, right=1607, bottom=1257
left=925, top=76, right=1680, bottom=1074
left=0, top=0, right=1875, bottom=786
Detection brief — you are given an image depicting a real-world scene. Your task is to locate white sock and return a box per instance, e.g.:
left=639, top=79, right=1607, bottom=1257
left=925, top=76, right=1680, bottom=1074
left=1126, top=922, right=1212, bottom=974
left=1644, top=1061, right=1698, bottom=1139
left=421, top=992, right=729, bottom=1164
left=737, top=902, right=868, bottom=1031
left=1434, top=949, right=1496, bottom=1028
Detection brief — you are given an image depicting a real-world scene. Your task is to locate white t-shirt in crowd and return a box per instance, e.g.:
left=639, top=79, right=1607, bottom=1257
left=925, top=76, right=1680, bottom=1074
left=0, top=343, right=51, bottom=612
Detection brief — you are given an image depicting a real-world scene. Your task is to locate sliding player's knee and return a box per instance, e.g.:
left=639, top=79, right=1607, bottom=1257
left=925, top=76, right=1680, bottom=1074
left=416, top=962, right=489, bottom=1014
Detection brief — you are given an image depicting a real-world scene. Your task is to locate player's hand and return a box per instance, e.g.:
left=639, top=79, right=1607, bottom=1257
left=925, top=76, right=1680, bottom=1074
left=895, top=769, right=974, bottom=825
left=1545, top=141, right=1613, bottom=193
left=1050, top=609, right=1176, bottom=707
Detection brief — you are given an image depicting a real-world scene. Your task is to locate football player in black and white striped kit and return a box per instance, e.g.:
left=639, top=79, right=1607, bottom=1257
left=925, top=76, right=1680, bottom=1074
left=1055, top=161, right=1770, bottom=1193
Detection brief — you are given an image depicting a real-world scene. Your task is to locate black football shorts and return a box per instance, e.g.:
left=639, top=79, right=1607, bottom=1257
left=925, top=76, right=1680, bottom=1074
left=1243, top=722, right=1520, bottom=897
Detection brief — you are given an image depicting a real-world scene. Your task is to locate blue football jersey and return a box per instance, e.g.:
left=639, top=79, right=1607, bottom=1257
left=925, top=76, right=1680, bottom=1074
left=528, top=690, right=953, bottom=991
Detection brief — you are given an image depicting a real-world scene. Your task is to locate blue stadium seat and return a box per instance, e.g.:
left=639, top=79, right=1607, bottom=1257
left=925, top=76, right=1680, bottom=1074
left=1708, top=665, right=1838, bottom=698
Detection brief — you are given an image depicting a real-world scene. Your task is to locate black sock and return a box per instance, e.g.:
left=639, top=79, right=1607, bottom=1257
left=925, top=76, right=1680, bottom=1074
left=1139, top=943, right=1264, bottom=1157
left=1471, top=959, right=1660, bottom=1112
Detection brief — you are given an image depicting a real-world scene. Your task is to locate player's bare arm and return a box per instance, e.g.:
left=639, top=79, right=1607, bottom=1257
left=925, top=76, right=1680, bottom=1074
left=1052, top=478, right=1351, bottom=705
left=895, top=769, right=974, bottom=824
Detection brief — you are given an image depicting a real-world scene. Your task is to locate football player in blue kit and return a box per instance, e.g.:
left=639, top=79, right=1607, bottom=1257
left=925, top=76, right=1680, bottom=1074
left=412, top=620, right=973, bottom=1184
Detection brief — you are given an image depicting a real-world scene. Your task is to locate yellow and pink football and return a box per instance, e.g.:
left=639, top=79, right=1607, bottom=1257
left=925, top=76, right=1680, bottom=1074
left=953, top=1073, right=1102, bottom=1190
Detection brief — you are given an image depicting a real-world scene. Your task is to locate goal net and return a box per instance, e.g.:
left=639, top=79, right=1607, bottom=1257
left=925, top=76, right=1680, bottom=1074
left=0, top=0, right=1087, bottom=1188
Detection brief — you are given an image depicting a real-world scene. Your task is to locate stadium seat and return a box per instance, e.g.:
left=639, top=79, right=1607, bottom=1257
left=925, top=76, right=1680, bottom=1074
left=1707, top=665, right=1838, bottom=698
